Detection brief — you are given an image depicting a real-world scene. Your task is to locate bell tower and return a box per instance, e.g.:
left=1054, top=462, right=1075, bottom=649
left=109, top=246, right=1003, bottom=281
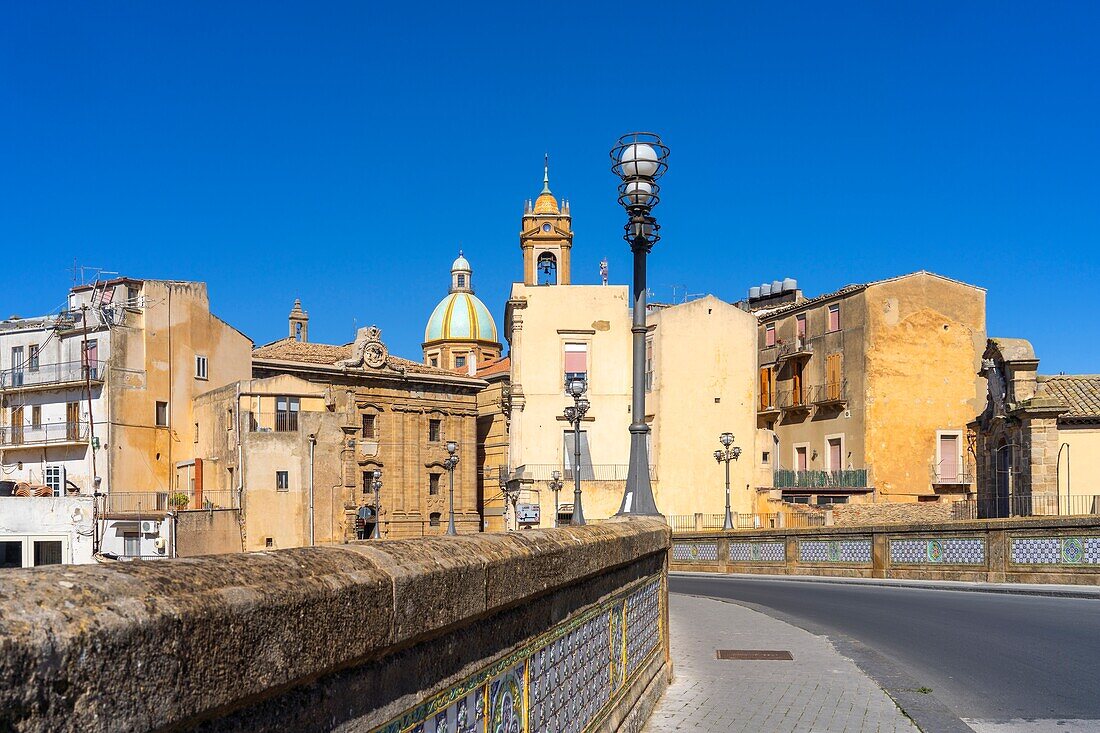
left=520, top=155, right=572, bottom=285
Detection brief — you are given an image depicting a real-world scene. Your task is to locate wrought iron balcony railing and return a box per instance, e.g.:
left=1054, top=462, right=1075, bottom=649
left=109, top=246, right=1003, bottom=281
left=810, top=381, right=848, bottom=405
left=774, top=468, right=870, bottom=490
left=0, top=422, right=89, bottom=447
left=930, top=461, right=974, bottom=485
left=513, top=463, right=657, bottom=482
left=0, top=360, right=104, bottom=389
left=776, top=388, right=811, bottom=410
left=776, top=338, right=813, bottom=361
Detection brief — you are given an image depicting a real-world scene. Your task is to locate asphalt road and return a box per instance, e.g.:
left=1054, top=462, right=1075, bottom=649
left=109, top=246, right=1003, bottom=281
left=671, top=574, right=1100, bottom=729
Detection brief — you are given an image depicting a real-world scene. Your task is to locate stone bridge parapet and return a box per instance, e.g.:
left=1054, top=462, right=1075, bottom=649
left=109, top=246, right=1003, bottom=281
left=1, top=519, right=671, bottom=732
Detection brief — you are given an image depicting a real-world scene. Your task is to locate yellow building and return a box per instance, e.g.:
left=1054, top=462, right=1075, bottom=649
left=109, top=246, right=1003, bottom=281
left=751, top=271, right=986, bottom=507
left=195, top=307, right=484, bottom=550
left=502, top=167, right=760, bottom=527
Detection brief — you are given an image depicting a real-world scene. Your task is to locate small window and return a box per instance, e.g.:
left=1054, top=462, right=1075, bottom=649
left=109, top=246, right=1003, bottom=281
left=564, top=343, right=588, bottom=389
left=28, top=344, right=40, bottom=372
left=428, top=418, right=441, bottom=442
left=455, top=355, right=467, bottom=369
left=195, top=355, right=208, bottom=380
left=362, top=413, right=377, bottom=439
left=127, top=285, right=140, bottom=304
left=816, top=495, right=848, bottom=506
left=429, top=512, right=442, bottom=527
left=644, top=338, right=654, bottom=392
left=265, top=537, right=274, bottom=548
left=765, top=323, right=776, bottom=347
left=275, top=396, right=299, bottom=432
left=123, top=533, right=141, bottom=558
left=33, top=539, right=62, bottom=565
left=194, top=422, right=199, bottom=443
left=429, top=357, right=438, bottom=367
left=227, top=408, right=234, bottom=430
left=457, top=274, right=466, bottom=288
left=429, top=473, right=441, bottom=495
left=827, top=304, right=841, bottom=332
left=362, top=471, right=374, bottom=494
left=155, top=401, right=169, bottom=427
left=761, top=451, right=771, bottom=464
left=31, top=405, right=41, bottom=428
left=796, top=315, right=807, bottom=339
left=45, top=465, right=64, bottom=496
left=276, top=471, right=290, bottom=491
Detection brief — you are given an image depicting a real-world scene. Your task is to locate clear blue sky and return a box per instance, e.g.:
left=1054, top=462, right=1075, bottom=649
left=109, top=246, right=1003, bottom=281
left=3, top=2, right=1098, bottom=372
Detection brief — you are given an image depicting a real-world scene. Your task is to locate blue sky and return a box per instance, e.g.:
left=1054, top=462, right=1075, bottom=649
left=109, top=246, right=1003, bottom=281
left=2, top=2, right=1098, bottom=372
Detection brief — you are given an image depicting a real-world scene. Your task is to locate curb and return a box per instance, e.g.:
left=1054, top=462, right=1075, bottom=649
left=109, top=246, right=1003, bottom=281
left=671, top=571, right=1100, bottom=600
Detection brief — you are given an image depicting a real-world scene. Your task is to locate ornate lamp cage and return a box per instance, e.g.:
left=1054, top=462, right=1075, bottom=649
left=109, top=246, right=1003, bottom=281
left=610, top=132, right=671, bottom=249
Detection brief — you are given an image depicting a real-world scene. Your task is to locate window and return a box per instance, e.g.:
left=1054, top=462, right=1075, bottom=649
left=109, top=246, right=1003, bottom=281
left=10, top=346, right=23, bottom=386
left=82, top=340, right=98, bottom=379
left=457, top=274, right=466, bottom=288
left=123, top=533, right=141, bottom=558
left=31, top=405, right=41, bottom=428
left=67, top=402, right=80, bottom=440
left=795, top=446, right=809, bottom=471
left=275, top=396, right=299, bottom=432
left=765, top=323, right=776, bottom=347
left=34, top=540, right=63, bottom=565
left=276, top=471, right=290, bottom=491
left=644, top=338, right=654, bottom=392
left=825, top=353, right=843, bottom=400
left=1, top=540, right=21, bottom=568
left=45, top=465, right=64, bottom=496
left=563, top=430, right=594, bottom=480
left=127, top=285, right=140, bottom=304
left=227, top=408, right=234, bottom=430
left=564, top=343, right=588, bottom=389
left=788, top=495, right=811, bottom=505
left=363, top=471, right=375, bottom=494
left=155, top=401, right=169, bottom=427
left=827, top=436, right=843, bottom=470
left=761, top=451, right=771, bottom=464
left=429, top=356, right=438, bottom=367
left=429, top=512, right=441, bottom=527
left=816, top=495, right=849, bottom=506
left=194, top=422, right=199, bottom=443
left=455, top=354, right=467, bottom=369
left=265, top=537, right=274, bottom=548
left=937, top=431, right=962, bottom=482
left=796, top=315, right=806, bottom=340
left=362, top=413, right=377, bottom=439
left=429, top=473, right=441, bottom=495
left=827, top=304, right=841, bottom=332
left=28, top=344, right=39, bottom=372
left=759, top=367, right=774, bottom=410
left=428, top=418, right=441, bottom=442
left=195, top=355, right=208, bottom=380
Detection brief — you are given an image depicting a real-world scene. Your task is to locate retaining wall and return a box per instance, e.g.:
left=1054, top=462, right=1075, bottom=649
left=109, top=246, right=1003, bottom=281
left=671, top=516, right=1100, bottom=585
left=0, top=519, right=670, bottom=732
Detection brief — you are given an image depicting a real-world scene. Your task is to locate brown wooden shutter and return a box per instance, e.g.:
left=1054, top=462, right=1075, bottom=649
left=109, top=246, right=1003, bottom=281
left=826, top=353, right=842, bottom=400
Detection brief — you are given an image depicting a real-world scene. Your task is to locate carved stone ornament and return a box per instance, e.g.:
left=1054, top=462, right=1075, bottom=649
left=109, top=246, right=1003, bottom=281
left=338, top=325, right=389, bottom=370
left=982, top=357, right=1006, bottom=413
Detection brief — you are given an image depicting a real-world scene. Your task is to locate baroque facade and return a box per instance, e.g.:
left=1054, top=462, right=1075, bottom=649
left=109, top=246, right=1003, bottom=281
left=194, top=307, right=484, bottom=550
left=971, top=338, right=1100, bottom=517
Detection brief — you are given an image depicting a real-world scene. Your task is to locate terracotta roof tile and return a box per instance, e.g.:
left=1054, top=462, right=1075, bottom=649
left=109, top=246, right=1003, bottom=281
left=473, top=356, right=510, bottom=378
left=1037, top=375, right=1100, bottom=419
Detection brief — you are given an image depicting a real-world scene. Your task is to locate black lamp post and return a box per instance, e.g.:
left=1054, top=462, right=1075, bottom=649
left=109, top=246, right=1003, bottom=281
left=714, top=433, right=742, bottom=530
left=370, top=469, right=383, bottom=539
left=563, top=378, right=590, bottom=525
left=548, top=469, right=563, bottom=527
left=444, top=440, right=459, bottom=535
left=611, top=132, right=669, bottom=519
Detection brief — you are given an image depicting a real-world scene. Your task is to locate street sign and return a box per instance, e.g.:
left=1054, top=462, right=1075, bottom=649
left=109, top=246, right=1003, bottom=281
left=516, top=503, right=540, bottom=524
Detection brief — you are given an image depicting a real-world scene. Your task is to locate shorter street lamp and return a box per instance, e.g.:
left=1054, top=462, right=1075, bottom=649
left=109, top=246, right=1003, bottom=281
left=371, top=469, right=383, bottom=539
left=548, top=470, right=563, bottom=527
left=444, top=440, right=460, bottom=535
left=714, top=432, right=743, bottom=531
left=563, top=378, right=591, bottom=526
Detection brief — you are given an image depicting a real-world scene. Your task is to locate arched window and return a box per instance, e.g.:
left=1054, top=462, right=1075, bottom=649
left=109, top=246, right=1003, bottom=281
left=537, top=252, right=558, bottom=285
left=429, top=512, right=442, bottom=527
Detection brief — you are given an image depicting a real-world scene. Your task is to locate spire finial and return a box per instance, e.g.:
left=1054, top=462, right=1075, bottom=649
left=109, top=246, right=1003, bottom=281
left=541, top=152, right=551, bottom=194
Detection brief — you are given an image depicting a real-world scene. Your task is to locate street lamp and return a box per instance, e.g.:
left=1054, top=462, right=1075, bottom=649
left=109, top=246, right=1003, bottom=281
left=611, top=132, right=669, bottom=519
left=548, top=469, right=563, bottom=527
left=714, top=433, right=742, bottom=530
left=444, top=440, right=459, bottom=535
left=371, top=469, right=383, bottom=539
left=563, top=377, right=590, bottom=525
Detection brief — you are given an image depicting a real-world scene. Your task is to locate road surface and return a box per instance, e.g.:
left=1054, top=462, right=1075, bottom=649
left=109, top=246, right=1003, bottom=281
left=671, top=574, right=1100, bottom=732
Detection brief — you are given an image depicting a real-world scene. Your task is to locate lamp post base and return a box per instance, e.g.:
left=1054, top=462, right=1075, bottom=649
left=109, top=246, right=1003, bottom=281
left=616, top=425, right=662, bottom=518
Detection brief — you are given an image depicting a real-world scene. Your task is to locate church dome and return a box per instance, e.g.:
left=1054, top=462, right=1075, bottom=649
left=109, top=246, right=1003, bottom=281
left=424, top=292, right=498, bottom=344
left=424, top=252, right=499, bottom=345
left=534, top=192, right=560, bottom=214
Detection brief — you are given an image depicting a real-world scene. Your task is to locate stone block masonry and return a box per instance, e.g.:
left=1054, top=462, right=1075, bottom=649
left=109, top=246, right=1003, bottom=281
left=0, top=519, right=670, bottom=733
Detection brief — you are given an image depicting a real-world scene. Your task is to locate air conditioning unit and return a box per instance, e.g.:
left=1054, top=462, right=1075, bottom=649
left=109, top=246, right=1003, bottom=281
left=140, top=520, right=159, bottom=535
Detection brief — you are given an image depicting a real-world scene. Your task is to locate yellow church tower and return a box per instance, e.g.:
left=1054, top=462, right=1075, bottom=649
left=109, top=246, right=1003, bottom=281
left=520, top=155, right=572, bottom=285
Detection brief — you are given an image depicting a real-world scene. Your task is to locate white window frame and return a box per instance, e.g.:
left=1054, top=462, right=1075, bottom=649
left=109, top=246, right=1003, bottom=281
left=563, top=341, right=590, bottom=393
left=0, top=535, right=70, bottom=567
left=45, top=465, right=65, bottom=496
left=792, top=442, right=811, bottom=471
left=824, top=433, right=846, bottom=471
left=195, top=355, right=209, bottom=380
left=275, top=470, right=290, bottom=491
left=827, top=304, right=841, bottom=332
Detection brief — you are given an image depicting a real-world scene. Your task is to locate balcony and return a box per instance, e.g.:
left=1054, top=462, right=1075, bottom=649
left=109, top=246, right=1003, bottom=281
left=104, top=490, right=239, bottom=514
left=757, top=395, right=781, bottom=415
left=774, top=469, right=870, bottom=490
left=776, top=338, right=813, bottom=362
left=0, top=422, right=89, bottom=448
left=931, top=462, right=973, bottom=486
left=811, top=381, right=848, bottom=407
left=776, top=388, right=811, bottom=413
left=0, top=360, right=104, bottom=391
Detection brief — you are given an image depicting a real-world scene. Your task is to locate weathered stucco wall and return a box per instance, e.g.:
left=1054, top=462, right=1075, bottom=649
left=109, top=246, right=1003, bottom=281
left=0, top=519, right=670, bottom=733
left=175, top=508, right=243, bottom=556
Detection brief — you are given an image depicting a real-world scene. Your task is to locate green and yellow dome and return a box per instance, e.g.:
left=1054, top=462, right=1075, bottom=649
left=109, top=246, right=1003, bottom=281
left=424, top=253, right=499, bottom=344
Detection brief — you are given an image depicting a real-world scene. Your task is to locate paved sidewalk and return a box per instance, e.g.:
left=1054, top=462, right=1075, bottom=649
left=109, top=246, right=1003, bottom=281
left=645, top=594, right=918, bottom=732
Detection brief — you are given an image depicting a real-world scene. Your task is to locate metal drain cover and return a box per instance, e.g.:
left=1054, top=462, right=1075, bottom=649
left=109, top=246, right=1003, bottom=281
left=716, top=649, right=793, bottom=660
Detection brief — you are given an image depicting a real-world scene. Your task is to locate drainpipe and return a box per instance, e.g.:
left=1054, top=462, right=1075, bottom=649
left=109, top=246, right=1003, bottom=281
left=308, top=433, right=316, bottom=546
